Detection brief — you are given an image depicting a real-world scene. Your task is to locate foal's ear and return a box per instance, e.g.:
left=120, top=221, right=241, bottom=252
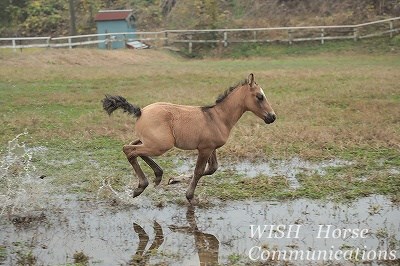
left=247, top=73, right=255, bottom=86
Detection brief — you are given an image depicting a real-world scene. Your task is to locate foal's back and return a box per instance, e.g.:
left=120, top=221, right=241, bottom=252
left=135, top=102, right=222, bottom=151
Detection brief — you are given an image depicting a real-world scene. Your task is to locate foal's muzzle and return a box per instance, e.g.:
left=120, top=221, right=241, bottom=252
left=264, top=113, right=276, bottom=124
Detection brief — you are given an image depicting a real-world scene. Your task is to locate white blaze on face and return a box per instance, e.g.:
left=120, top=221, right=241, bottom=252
left=260, top=88, right=266, bottom=98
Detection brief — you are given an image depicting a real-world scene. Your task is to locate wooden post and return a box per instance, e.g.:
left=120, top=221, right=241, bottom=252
left=389, top=21, right=393, bottom=38
left=223, top=31, right=228, bottom=47
left=12, top=39, right=16, bottom=52
left=164, top=31, right=169, bottom=46
left=123, top=34, right=127, bottom=48
left=288, top=29, right=292, bottom=45
left=106, top=34, right=111, bottom=50
left=320, top=28, right=325, bottom=44
left=68, top=37, right=72, bottom=49
left=253, top=31, right=257, bottom=42
left=188, top=34, right=192, bottom=54
left=353, top=27, right=358, bottom=41
left=46, top=37, right=50, bottom=48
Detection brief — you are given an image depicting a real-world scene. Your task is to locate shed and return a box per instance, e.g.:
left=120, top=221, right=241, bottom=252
left=94, top=9, right=136, bottom=49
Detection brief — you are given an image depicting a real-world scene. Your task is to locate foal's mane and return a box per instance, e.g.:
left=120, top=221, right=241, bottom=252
left=202, top=79, right=247, bottom=110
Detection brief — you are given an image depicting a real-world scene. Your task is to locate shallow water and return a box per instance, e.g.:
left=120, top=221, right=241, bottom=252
left=0, top=194, right=398, bottom=265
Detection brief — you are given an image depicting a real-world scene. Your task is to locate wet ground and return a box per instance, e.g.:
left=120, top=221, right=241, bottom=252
left=0, top=194, right=399, bottom=265
left=0, top=135, right=399, bottom=265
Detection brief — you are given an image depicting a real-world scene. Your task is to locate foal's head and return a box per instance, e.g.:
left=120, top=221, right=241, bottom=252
left=242, top=73, right=276, bottom=124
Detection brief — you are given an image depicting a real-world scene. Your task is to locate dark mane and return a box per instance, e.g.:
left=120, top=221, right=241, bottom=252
left=201, top=79, right=247, bottom=111
left=216, top=79, right=247, bottom=103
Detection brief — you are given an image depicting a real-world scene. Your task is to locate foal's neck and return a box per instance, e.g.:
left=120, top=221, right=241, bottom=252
left=213, top=86, right=246, bottom=131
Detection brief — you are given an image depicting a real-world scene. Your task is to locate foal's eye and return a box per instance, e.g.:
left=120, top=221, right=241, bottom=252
left=256, top=93, right=264, bottom=101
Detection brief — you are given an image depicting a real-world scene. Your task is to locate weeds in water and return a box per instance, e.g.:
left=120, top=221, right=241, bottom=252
left=73, top=251, right=89, bottom=265
left=16, top=250, right=36, bottom=266
left=227, top=253, right=241, bottom=264
left=0, top=246, right=6, bottom=264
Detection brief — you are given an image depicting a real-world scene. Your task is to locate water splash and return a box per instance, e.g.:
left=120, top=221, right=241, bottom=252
left=0, top=132, right=46, bottom=216
left=96, top=176, right=135, bottom=203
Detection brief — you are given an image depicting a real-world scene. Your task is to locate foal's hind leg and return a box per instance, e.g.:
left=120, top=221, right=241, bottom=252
left=126, top=155, right=149, bottom=197
left=140, top=156, right=163, bottom=186
left=123, top=141, right=149, bottom=197
left=128, top=140, right=164, bottom=185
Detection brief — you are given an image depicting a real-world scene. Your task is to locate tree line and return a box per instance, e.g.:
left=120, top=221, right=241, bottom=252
left=1, top=0, right=399, bottom=37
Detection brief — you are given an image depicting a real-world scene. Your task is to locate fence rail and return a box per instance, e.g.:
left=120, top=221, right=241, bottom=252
left=1, top=17, right=399, bottom=53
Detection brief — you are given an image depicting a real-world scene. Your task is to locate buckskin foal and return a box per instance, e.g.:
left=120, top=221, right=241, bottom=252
left=102, top=73, right=276, bottom=203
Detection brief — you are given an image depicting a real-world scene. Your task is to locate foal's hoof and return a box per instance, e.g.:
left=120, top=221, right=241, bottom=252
left=132, top=188, right=144, bottom=198
left=154, top=177, right=162, bottom=186
left=168, top=175, right=192, bottom=185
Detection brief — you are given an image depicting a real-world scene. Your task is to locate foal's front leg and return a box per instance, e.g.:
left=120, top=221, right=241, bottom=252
left=186, top=149, right=213, bottom=203
left=203, top=150, right=218, bottom=176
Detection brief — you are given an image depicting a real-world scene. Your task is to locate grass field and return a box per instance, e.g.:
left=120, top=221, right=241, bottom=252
left=0, top=42, right=399, bottom=203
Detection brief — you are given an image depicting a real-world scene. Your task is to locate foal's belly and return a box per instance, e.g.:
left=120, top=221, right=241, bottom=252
left=140, top=103, right=224, bottom=151
left=172, top=123, right=226, bottom=150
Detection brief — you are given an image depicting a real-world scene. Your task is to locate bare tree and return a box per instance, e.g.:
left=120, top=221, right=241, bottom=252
left=161, top=0, right=176, bottom=16
left=69, top=0, right=77, bottom=36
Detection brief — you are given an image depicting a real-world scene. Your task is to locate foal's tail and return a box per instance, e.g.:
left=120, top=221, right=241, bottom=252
left=102, top=95, right=142, bottom=117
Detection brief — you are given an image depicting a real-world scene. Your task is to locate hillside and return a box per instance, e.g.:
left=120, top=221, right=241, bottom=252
left=1, top=0, right=400, bottom=37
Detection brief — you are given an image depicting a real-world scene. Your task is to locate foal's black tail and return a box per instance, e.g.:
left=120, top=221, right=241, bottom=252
left=102, top=95, right=142, bottom=117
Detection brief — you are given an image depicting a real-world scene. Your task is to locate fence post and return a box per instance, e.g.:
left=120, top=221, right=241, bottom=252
left=188, top=34, right=192, bottom=54
left=320, top=28, right=325, bottom=44
left=68, top=37, right=72, bottom=49
left=389, top=21, right=393, bottom=38
left=164, top=31, right=169, bottom=46
left=46, top=37, right=50, bottom=48
left=223, top=32, right=228, bottom=47
left=288, top=29, right=293, bottom=45
left=353, top=27, right=358, bottom=41
left=12, top=39, right=16, bottom=52
left=253, top=31, right=257, bottom=42
left=106, top=35, right=111, bottom=50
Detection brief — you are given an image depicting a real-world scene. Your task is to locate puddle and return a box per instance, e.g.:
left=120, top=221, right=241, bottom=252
left=0, top=195, right=399, bottom=265
left=175, top=157, right=353, bottom=189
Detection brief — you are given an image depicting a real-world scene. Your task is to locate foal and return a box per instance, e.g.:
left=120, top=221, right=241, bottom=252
left=102, top=73, right=276, bottom=203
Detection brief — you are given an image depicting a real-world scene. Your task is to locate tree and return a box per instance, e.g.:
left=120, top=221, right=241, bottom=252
left=21, top=0, right=68, bottom=36
left=69, top=0, right=77, bottom=36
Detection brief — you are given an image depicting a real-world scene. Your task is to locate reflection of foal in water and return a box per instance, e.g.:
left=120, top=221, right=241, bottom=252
left=169, top=206, right=220, bottom=265
left=102, top=73, right=276, bottom=203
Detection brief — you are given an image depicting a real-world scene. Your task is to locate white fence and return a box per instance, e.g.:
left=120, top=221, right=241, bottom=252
left=1, top=17, right=399, bottom=53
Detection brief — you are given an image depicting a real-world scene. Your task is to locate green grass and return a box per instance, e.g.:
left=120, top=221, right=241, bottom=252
left=202, top=37, right=400, bottom=58
left=0, top=41, right=399, bottom=202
